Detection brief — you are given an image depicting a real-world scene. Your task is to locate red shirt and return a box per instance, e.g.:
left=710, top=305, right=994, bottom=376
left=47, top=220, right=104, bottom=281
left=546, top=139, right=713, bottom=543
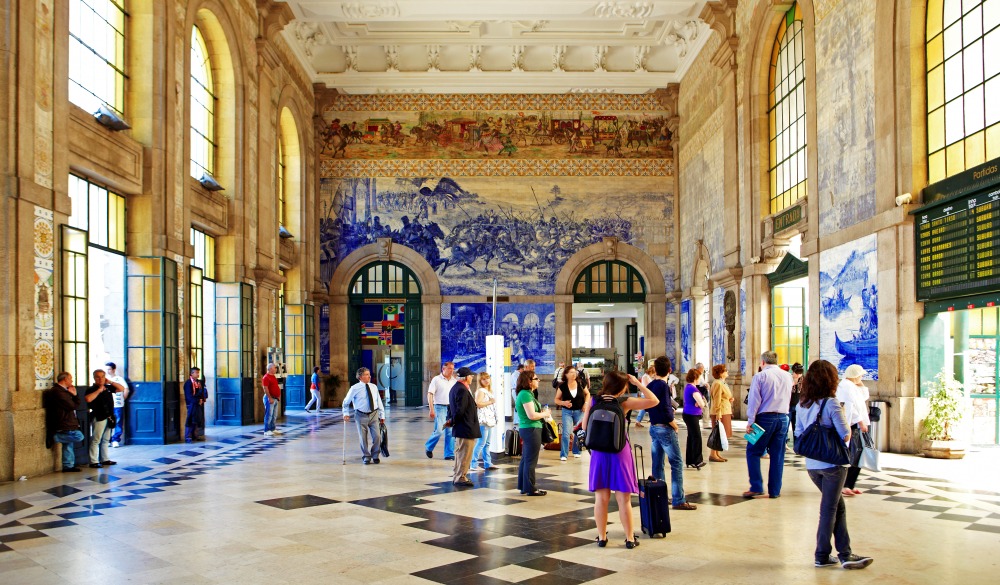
left=262, top=373, right=281, bottom=399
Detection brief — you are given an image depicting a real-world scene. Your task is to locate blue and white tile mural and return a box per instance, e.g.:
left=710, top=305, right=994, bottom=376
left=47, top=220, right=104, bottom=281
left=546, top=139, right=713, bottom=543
left=319, top=176, right=674, bottom=296
left=680, top=299, right=692, bottom=373
left=664, top=302, right=677, bottom=371
left=739, top=282, right=747, bottom=375
left=320, top=304, right=330, bottom=372
left=712, top=287, right=726, bottom=367
left=819, top=234, right=878, bottom=379
left=441, top=303, right=555, bottom=373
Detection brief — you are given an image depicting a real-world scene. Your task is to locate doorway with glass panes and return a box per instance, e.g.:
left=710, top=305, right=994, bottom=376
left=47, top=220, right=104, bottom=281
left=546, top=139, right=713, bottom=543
left=571, top=260, right=647, bottom=388
left=767, top=252, right=809, bottom=369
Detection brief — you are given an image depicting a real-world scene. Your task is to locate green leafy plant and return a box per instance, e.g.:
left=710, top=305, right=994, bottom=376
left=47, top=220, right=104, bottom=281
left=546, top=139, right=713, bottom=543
left=322, top=372, right=343, bottom=402
left=921, top=372, right=964, bottom=441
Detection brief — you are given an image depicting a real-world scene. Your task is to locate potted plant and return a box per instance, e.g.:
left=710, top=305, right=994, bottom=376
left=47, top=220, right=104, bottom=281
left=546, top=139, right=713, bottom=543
left=920, top=372, right=966, bottom=459
left=322, top=372, right=344, bottom=408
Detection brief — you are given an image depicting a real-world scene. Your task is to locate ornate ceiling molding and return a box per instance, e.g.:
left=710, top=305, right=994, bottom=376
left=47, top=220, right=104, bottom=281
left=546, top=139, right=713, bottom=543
left=280, top=1, right=714, bottom=94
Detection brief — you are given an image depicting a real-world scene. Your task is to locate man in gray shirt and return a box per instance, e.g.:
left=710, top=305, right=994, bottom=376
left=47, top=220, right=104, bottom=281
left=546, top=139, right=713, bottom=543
left=743, top=350, right=793, bottom=499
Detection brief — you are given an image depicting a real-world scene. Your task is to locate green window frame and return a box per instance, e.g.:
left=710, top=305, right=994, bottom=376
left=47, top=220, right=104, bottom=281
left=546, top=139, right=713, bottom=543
left=284, top=304, right=316, bottom=376
left=926, top=0, right=1000, bottom=183
left=190, top=25, right=216, bottom=179
left=573, top=260, right=646, bottom=303
left=69, top=174, right=126, bottom=253
left=61, top=226, right=90, bottom=385
left=767, top=2, right=807, bottom=216
left=127, top=257, right=178, bottom=382
left=215, top=282, right=253, bottom=378
left=349, top=261, right=422, bottom=300
left=190, top=228, right=216, bottom=280
left=189, top=267, right=204, bottom=371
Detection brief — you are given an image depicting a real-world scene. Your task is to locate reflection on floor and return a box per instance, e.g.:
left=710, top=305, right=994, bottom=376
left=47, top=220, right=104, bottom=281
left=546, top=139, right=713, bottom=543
left=1, top=408, right=998, bottom=584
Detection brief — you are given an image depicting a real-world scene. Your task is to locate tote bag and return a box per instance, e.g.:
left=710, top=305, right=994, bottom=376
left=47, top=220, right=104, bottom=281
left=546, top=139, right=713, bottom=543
left=793, top=398, right=851, bottom=466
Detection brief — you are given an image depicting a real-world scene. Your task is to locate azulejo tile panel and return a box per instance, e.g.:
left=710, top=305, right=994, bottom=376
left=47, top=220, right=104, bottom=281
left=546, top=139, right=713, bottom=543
left=34, top=206, right=55, bottom=389
left=326, top=93, right=669, bottom=113
left=321, top=158, right=673, bottom=178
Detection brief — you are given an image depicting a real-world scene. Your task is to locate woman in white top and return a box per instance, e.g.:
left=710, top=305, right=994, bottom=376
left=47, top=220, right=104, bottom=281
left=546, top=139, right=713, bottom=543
left=634, top=362, right=655, bottom=428
left=471, top=372, right=499, bottom=472
left=835, top=364, right=870, bottom=496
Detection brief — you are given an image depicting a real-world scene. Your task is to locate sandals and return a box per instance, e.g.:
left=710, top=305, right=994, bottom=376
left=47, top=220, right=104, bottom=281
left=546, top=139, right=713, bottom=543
left=625, top=538, right=640, bottom=549
left=672, top=502, right=697, bottom=510
left=526, top=490, right=547, bottom=496
left=596, top=536, right=608, bottom=547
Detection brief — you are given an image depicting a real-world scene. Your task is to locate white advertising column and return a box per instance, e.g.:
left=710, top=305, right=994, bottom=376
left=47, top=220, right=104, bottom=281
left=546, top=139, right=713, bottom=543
left=486, top=334, right=507, bottom=453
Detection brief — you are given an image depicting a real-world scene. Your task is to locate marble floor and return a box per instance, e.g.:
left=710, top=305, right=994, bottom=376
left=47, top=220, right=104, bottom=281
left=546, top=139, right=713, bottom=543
left=1, top=407, right=998, bottom=585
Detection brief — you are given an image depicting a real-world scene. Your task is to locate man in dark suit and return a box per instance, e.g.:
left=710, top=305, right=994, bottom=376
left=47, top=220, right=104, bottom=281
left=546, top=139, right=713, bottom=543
left=184, top=367, right=207, bottom=442
left=448, top=366, right=481, bottom=487
left=43, top=372, right=84, bottom=471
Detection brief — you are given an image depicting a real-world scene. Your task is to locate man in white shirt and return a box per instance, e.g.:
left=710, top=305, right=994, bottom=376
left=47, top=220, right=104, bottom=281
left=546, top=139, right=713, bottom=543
left=424, top=362, right=456, bottom=460
left=104, top=362, right=129, bottom=447
left=343, top=367, right=385, bottom=464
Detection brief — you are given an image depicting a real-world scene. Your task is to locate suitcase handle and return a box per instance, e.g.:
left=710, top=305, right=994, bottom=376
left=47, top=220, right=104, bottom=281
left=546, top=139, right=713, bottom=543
left=634, top=444, right=646, bottom=480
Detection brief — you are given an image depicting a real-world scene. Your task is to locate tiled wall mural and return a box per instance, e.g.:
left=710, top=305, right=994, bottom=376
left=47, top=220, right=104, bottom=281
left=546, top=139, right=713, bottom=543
left=441, top=303, right=555, bottom=372
left=680, top=299, right=692, bottom=373
left=712, top=287, right=726, bottom=367
left=664, top=301, right=677, bottom=371
left=819, top=234, right=878, bottom=379
left=319, top=176, right=674, bottom=296
left=816, top=0, right=877, bottom=236
left=740, top=282, right=747, bottom=375
left=33, top=206, right=54, bottom=389
left=319, top=304, right=330, bottom=372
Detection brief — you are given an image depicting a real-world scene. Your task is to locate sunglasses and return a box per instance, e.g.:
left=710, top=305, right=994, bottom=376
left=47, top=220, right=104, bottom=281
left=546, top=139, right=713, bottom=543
left=531, top=377, right=540, bottom=381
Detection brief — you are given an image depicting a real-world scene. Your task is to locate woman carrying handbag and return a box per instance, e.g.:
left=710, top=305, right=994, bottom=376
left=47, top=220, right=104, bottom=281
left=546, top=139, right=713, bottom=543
left=795, top=360, right=874, bottom=571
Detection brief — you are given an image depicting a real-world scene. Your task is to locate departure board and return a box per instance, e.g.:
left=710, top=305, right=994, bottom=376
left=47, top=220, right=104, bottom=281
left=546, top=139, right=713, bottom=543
left=915, top=185, right=1000, bottom=301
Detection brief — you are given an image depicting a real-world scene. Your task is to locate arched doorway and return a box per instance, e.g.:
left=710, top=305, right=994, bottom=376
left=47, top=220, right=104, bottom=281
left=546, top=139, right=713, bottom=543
left=347, top=261, right=423, bottom=406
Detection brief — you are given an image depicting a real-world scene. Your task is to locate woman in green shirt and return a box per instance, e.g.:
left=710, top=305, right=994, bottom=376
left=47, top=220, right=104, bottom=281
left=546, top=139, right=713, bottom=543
left=515, top=371, right=551, bottom=496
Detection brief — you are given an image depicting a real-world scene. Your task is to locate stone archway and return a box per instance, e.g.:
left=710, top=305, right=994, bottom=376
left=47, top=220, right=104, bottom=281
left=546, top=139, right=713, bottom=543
left=328, top=242, right=443, bottom=397
left=553, top=237, right=667, bottom=365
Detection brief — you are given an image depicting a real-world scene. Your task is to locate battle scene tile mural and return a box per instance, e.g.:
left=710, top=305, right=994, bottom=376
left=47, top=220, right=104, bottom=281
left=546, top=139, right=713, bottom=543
left=819, top=234, right=878, bottom=379
left=319, top=176, right=674, bottom=296
left=680, top=299, right=693, bottom=373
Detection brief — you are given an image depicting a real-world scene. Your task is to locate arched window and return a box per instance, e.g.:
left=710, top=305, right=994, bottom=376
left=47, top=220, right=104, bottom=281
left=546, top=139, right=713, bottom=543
left=68, top=0, right=127, bottom=115
left=350, top=262, right=421, bottom=299
left=277, top=135, right=285, bottom=228
left=190, top=25, right=216, bottom=179
left=573, top=260, right=646, bottom=303
left=767, top=2, right=806, bottom=215
left=926, top=0, right=999, bottom=183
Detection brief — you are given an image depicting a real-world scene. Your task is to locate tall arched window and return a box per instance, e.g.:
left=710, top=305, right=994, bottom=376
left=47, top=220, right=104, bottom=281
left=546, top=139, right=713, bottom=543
left=767, top=2, right=806, bottom=215
left=190, top=25, right=216, bottom=179
left=277, top=136, right=285, bottom=228
left=926, top=0, right=999, bottom=183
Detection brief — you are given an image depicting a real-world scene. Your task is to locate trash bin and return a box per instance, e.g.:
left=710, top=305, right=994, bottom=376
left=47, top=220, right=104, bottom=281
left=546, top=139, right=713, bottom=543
left=869, top=400, right=889, bottom=452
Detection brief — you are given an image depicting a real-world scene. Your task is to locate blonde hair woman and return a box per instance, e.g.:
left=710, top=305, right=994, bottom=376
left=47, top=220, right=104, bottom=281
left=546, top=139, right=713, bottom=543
left=709, top=364, right=733, bottom=462
left=471, top=372, right=499, bottom=472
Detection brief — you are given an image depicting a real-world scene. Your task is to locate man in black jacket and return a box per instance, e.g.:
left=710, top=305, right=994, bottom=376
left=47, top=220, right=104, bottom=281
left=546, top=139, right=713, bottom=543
left=43, top=372, right=84, bottom=472
left=85, top=369, right=124, bottom=468
left=448, top=366, right=481, bottom=487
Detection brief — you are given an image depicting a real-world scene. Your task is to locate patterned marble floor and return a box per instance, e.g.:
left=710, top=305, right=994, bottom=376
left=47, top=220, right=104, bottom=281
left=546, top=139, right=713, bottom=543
left=1, top=407, right=998, bottom=584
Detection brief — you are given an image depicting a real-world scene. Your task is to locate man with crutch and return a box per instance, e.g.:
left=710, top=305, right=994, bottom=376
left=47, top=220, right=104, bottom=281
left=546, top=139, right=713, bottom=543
left=342, top=367, right=385, bottom=464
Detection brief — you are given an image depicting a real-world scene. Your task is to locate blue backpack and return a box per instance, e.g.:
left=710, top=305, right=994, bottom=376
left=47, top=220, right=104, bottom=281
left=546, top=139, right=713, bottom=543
left=585, top=395, right=627, bottom=453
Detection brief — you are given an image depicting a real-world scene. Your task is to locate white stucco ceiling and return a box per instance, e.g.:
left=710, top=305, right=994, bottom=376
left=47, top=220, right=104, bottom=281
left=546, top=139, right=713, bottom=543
left=278, top=1, right=712, bottom=94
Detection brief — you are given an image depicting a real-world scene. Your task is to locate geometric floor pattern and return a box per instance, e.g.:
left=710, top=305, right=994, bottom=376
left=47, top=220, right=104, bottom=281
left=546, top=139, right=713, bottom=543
left=1, top=407, right=998, bottom=583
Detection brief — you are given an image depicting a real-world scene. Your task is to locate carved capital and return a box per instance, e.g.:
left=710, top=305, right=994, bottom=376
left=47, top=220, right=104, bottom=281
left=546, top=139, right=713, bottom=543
left=700, top=0, right=738, bottom=40
left=377, top=237, right=393, bottom=259
left=253, top=268, right=287, bottom=289
left=256, top=0, right=294, bottom=41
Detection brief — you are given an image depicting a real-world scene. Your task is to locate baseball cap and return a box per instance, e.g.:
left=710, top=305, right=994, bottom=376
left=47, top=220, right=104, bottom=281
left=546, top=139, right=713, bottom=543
left=456, top=366, right=475, bottom=378
left=105, top=362, right=116, bottom=369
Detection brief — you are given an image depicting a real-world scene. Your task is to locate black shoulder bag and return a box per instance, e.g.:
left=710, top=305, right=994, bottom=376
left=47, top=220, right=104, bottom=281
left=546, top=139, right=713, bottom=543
left=792, top=398, right=850, bottom=466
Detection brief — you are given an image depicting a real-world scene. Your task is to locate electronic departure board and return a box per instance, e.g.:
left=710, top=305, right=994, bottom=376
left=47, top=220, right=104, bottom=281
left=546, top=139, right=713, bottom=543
left=915, top=184, right=1000, bottom=301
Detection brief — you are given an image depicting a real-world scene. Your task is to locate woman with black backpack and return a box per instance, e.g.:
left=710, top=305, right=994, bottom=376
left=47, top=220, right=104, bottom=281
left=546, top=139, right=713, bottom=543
left=583, top=370, right=659, bottom=549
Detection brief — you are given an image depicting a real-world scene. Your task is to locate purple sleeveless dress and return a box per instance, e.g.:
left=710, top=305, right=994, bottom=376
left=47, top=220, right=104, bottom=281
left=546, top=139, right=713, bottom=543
left=587, top=397, right=639, bottom=494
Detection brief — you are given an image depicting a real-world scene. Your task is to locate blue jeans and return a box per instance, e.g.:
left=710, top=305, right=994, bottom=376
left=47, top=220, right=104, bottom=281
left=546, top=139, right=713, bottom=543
left=472, top=424, right=493, bottom=469
left=424, top=404, right=454, bottom=458
left=636, top=409, right=646, bottom=423
left=560, top=409, right=583, bottom=458
left=649, top=424, right=686, bottom=505
left=53, top=430, right=84, bottom=469
left=807, top=466, right=852, bottom=562
left=112, top=406, right=124, bottom=443
left=263, top=396, right=279, bottom=431
left=746, top=413, right=789, bottom=496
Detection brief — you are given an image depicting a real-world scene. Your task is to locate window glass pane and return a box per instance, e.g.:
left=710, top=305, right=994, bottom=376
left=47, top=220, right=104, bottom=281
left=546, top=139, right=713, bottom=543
left=964, top=41, right=984, bottom=89
left=986, top=0, right=1000, bottom=30
left=68, top=0, right=127, bottom=115
left=965, top=6, right=984, bottom=43
left=768, top=6, right=806, bottom=215
left=946, top=97, right=967, bottom=143
left=190, top=25, right=216, bottom=179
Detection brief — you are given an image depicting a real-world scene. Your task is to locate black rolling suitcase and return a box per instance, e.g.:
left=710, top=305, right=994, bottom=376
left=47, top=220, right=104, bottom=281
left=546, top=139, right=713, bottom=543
left=504, top=427, right=522, bottom=457
left=634, top=445, right=671, bottom=538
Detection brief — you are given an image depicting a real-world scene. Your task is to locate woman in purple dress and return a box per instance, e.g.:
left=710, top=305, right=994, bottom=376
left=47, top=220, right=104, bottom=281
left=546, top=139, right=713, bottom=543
left=682, top=369, right=708, bottom=469
left=582, top=370, right=660, bottom=549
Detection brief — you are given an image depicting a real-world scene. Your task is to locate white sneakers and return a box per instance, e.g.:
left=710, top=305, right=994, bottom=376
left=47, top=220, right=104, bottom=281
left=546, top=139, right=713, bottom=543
left=574, top=453, right=581, bottom=458
left=264, top=431, right=273, bottom=436
left=560, top=456, right=567, bottom=461
left=111, top=441, right=120, bottom=448
left=272, top=430, right=282, bottom=435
